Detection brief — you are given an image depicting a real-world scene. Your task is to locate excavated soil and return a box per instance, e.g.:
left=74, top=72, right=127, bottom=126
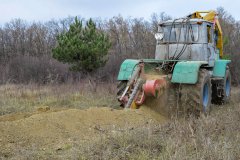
left=0, top=87, right=239, bottom=158
left=0, top=106, right=167, bottom=156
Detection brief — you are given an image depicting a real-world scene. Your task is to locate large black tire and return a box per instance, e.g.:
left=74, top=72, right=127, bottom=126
left=180, top=69, right=212, bottom=115
left=223, top=69, right=231, bottom=103
left=212, top=69, right=231, bottom=104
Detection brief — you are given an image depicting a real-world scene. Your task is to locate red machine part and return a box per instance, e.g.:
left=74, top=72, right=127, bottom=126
left=119, top=77, right=166, bottom=108
left=134, top=90, right=145, bottom=105
left=143, top=78, right=166, bottom=97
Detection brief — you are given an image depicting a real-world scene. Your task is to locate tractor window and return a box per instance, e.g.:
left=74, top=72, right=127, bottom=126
left=162, top=24, right=199, bottom=43
left=207, top=25, right=212, bottom=43
left=163, top=26, right=176, bottom=42
left=191, top=25, right=199, bottom=42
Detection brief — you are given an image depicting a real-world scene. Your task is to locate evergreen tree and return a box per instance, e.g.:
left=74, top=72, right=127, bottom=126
left=52, top=17, right=111, bottom=72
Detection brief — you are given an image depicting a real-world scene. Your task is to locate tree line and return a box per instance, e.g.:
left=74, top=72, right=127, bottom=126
left=0, top=7, right=239, bottom=85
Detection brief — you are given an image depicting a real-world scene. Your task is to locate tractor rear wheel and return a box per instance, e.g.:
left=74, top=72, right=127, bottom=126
left=224, top=69, right=231, bottom=103
left=212, top=69, right=231, bottom=105
left=212, top=69, right=231, bottom=104
left=181, top=69, right=212, bottom=115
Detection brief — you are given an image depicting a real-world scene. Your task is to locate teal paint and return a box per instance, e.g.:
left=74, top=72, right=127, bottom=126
left=213, top=60, right=231, bottom=77
left=117, top=59, right=180, bottom=81
left=117, top=59, right=140, bottom=80
left=171, top=61, right=207, bottom=84
left=142, top=59, right=180, bottom=63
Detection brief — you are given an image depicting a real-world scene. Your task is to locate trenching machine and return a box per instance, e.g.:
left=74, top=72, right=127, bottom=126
left=117, top=11, right=231, bottom=115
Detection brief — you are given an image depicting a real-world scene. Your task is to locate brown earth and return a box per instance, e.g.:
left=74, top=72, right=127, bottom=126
left=0, top=87, right=239, bottom=159
left=0, top=106, right=167, bottom=157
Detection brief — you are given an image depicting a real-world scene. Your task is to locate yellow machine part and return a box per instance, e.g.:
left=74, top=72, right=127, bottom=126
left=189, top=11, right=223, bottom=58
left=130, top=101, right=138, bottom=109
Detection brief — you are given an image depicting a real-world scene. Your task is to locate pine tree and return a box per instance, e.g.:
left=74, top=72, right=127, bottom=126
left=52, top=17, right=111, bottom=73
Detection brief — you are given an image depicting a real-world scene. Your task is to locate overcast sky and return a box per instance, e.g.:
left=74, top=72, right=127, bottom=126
left=0, top=0, right=239, bottom=24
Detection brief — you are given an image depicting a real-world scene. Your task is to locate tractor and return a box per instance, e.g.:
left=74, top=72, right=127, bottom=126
left=117, top=11, right=231, bottom=116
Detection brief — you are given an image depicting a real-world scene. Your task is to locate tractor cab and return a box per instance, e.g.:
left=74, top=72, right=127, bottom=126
left=154, top=18, right=219, bottom=67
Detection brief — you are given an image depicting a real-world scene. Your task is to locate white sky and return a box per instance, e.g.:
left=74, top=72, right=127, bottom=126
left=0, top=0, right=239, bottom=24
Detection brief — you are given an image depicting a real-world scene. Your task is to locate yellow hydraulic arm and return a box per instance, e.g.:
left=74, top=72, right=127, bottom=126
left=189, top=11, right=223, bottom=58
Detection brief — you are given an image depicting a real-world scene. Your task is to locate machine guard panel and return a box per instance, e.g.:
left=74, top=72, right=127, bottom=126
left=212, top=60, right=231, bottom=77
left=171, top=61, right=208, bottom=84
left=117, top=59, right=140, bottom=80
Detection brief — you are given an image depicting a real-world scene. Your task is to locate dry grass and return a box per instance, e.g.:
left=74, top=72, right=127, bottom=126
left=77, top=102, right=240, bottom=160
left=0, top=84, right=239, bottom=160
left=0, top=83, right=118, bottom=115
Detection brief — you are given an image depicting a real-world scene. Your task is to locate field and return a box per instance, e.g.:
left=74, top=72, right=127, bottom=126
left=0, top=83, right=239, bottom=160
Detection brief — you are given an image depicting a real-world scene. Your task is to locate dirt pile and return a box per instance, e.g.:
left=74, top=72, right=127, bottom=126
left=1, top=88, right=239, bottom=158
left=0, top=106, right=167, bottom=157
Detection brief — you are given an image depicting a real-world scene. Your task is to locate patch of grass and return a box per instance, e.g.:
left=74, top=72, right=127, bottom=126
left=0, top=83, right=118, bottom=115
left=0, top=84, right=239, bottom=160
left=79, top=103, right=240, bottom=160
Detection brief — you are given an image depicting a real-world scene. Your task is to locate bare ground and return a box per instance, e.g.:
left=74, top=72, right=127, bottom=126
left=0, top=84, right=239, bottom=159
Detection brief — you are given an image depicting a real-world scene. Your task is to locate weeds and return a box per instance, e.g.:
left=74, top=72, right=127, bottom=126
left=79, top=103, right=240, bottom=160
left=0, top=84, right=239, bottom=160
left=0, top=83, right=118, bottom=115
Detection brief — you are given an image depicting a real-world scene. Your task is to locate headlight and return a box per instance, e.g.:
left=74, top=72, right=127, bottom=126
left=155, top=32, right=164, bottom=40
